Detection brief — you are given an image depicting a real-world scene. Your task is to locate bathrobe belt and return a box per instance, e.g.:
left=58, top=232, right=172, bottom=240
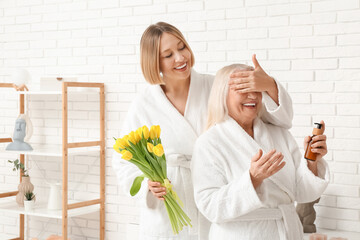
left=166, top=154, right=191, bottom=169
left=166, top=154, right=198, bottom=235
left=235, top=204, right=303, bottom=240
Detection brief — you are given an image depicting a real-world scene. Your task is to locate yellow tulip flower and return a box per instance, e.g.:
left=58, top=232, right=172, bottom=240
left=147, top=142, right=154, bottom=153
left=153, top=144, right=164, bottom=157
left=155, top=125, right=161, bottom=138
left=142, top=125, right=150, bottom=139
left=121, top=150, right=133, bottom=161
left=128, top=131, right=137, bottom=144
left=135, top=128, right=142, bottom=142
left=150, top=125, right=157, bottom=140
left=113, top=144, right=121, bottom=153
left=122, top=135, right=130, bottom=147
left=115, top=138, right=127, bottom=149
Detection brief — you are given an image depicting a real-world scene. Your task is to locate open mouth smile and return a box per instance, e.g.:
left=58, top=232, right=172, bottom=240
left=175, top=63, right=187, bottom=70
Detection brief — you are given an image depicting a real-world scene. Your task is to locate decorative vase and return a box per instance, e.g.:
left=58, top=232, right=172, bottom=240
left=47, top=182, right=62, bottom=210
left=16, top=176, right=34, bottom=206
left=24, top=200, right=34, bottom=211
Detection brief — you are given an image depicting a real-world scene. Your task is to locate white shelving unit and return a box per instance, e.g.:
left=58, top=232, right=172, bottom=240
left=0, top=198, right=99, bottom=219
left=13, top=90, right=99, bottom=95
left=0, top=146, right=100, bottom=157
left=0, top=82, right=105, bottom=240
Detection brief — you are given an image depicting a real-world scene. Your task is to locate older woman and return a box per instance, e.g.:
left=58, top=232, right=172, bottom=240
left=191, top=64, right=330, bottom=240
left=112, top=22, right=294, bottom=240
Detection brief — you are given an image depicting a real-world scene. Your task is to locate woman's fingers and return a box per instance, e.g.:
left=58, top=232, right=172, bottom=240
left=229, top=78, right=250, bottom=87
left=150, top=186, right=166, bottom=193
left=231, top=67, right=254, bottom=74
left=310, top=131, right=327, bottom=158
left=252, top=54, right=261, bottom=69
left=236, top=88, right=253, bottom=94
left=311, top=140, right=327, bottom=149
left=310, top=134, right=327, bottom=157
left=230, top=71, right=251, bottom=79
left=251, top=149, right=263, bottom=162
left=268, top=160, right=286, bottom=175
left=257, top=149, right=276, bottom=166
left=263, top=152, right=283, bottom=169
left=148, top=180, right=167, bottom=199
left=320, top=120, right=325, bottom=132
left=311, top=148, right=328, bottom=157
left=148, top=180, right=161, bottom=187
left=154, top=191, right=166, bottom=198
left=303, top=136, right=312, bottom=151
left=312, top=134, right=327, bottom=142
left=150, top=187, right=166, bottom=199
left=231, top=83, right=251, bottom=91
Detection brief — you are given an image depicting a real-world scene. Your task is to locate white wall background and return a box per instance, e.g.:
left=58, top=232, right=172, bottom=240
left=0, top=0, right=360, bottom=239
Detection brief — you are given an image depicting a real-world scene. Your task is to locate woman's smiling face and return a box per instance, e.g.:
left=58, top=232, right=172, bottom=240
left=227, top=87, right=262, bottom=126
left=159, top=32, right=192, bottom=83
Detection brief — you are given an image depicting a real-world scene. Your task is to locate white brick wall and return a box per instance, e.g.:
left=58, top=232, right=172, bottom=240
left=1, top=0, right=360, bottom=239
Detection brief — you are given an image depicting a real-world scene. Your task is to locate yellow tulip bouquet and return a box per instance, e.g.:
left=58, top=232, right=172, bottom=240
left=113, top=125, right=192, bottom=234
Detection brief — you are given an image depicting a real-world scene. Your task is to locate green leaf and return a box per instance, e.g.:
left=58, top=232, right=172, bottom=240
left=160, top=157, right=167, bottom=178
left=130, top=174, right=145, bottom=196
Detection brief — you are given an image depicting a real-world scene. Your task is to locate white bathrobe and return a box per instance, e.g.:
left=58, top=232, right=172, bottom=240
left=191, top=117, right=330, bottom=240
left=112, top=69, right=294, bottom=240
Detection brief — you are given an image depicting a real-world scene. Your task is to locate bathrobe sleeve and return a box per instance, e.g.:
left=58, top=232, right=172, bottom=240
left=286, top=131, right=330, bottom=203
left=260, top=80, right=293, bottom=129
left=192, top=136, right=263, bottom=224
left=112, top=100, right=150, bottom=200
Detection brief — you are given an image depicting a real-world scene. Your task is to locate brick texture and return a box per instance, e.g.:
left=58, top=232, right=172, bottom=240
left=1, top=0, right=360, bottom=239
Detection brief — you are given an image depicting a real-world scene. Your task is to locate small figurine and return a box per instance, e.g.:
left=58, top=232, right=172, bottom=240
left=6, top=115, right=33, bottom=151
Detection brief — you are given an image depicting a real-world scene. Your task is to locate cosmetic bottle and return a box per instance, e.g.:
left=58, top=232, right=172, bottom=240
left=304, top=123, right=324, bottom=161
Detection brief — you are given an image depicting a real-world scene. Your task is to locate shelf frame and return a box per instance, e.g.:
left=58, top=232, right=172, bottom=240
left=62, top=82, right=105, bottom=240
left=0, top=82, right=105, bottom=240
left=0, top=83, right=25, bottom=240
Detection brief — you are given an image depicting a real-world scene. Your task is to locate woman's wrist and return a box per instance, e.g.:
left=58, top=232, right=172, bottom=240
left=250, top=173, right=262, bottom=189
left=266, top=76, right=276, bottom=92
left=306, top=159, right=318, bottom=176
left=266, top=77, right=279, bottom=105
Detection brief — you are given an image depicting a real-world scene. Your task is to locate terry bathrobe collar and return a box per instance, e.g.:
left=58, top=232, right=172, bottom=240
left=150, top=69, right=205, bottom=155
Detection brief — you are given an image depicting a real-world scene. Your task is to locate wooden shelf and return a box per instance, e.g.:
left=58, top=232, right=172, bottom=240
left=0, top=198, right=99, bottom=219
left=0, top=145, right=100, bottom=157
left=0, top=233, right=17, bottom=239
left=12, top=90, right=98, bottom=95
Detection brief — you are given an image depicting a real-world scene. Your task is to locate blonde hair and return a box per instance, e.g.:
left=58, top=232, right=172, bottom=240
left=140, top=22, right=195, bottom=85
left=206, top=64, right=254, bottom=130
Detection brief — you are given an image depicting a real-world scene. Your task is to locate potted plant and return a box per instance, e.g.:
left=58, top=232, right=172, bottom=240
left=8, top=159, right=34, bottom=206
left=24, top=191, right=35, bottom=211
